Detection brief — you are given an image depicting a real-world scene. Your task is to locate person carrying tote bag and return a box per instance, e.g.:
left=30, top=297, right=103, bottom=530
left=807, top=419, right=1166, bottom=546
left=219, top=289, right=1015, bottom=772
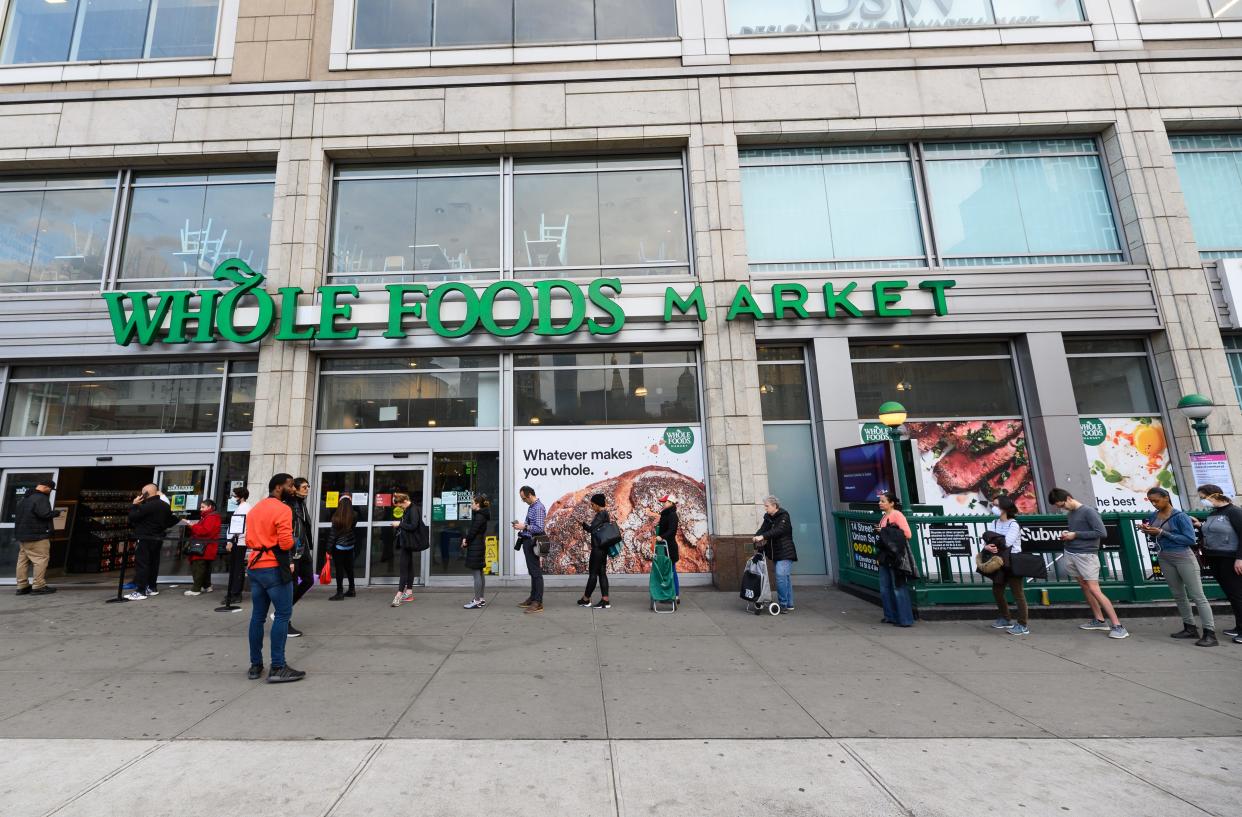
left=875, top=491, right=915, bottom=627
left=983, top=496, right=1031, bottom=636
left=390, top=493, right=428, bottom=608
left=577, top=493, right=616, bottom=610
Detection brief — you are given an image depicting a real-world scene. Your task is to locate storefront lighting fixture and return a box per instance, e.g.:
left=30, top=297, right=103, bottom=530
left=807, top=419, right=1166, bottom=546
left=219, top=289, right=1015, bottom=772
left=878, top=400, right=914, bottom=514
left=83, top=369, right=96, bottom=374
left=1177, top=393, right=1214, bottom=452
left=896, top=381, right=912, bottom=392
left=878, top=401, right=907, bottom=427
left=530, top=417, right=541, bottom=425
left=634, top=386, right=648, bottom=397
left=428, top=419, right=437, bottom=426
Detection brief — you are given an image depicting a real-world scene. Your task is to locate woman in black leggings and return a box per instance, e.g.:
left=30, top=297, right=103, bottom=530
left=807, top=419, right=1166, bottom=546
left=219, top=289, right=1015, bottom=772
left=327, top=496, right=357, bottom=600
left=391, top=493, right=423, bottom=607
left=577, top=493, right=611, bottom=610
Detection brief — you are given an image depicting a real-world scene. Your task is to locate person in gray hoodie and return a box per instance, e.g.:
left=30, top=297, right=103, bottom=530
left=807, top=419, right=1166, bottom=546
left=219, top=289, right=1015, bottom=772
left=1049, top=488, right=1129, bottom=639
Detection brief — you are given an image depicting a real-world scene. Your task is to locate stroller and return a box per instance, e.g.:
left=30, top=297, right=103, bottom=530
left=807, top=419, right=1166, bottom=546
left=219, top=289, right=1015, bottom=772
left=650, top=539, right=677, bottom=613
left=740, top=550, right=781, bottom=616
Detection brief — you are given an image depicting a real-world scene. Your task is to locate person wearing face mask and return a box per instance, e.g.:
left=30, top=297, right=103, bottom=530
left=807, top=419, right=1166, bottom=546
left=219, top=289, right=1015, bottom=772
left=1141, top=487, right=1215, bottom=646
left=1196, top=484, right=1242, bottom=645
left=984, top=496, right=1029, bottom=636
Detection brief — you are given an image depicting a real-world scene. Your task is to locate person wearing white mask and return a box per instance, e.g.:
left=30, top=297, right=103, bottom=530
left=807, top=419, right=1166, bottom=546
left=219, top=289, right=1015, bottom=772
left=983, top=495, right=1029, bottom=635
left=1196, top=484, right=1242, bottom=644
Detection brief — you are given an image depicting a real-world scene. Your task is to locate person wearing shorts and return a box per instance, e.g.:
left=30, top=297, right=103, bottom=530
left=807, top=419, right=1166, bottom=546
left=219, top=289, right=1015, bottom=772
left=1049, top=488, right=1129, bottom=639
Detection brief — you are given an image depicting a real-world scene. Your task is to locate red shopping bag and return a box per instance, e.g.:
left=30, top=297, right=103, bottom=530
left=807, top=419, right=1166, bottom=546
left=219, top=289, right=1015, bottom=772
left=318, top=560, right=332, bottom=585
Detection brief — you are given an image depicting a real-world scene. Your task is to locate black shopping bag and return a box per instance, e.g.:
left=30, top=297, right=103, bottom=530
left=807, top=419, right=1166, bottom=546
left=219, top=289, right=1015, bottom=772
left=740, top=569, right=763, bottom=601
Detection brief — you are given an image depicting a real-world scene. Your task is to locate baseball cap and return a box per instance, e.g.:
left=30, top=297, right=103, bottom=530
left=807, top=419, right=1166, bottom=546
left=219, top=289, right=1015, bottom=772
left=659, top=494, right=676, bottom=504
left=37, top=478, right=56, bottom=489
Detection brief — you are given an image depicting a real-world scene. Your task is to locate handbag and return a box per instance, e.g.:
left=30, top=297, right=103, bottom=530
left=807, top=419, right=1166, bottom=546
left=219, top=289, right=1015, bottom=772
left=318, top=559, right=332, bottom=585
left=184, top=540, right=208, bottom=557
left=596, top=520, right=623, bottom=548
left=1009, top=552, right=1048, bottom=579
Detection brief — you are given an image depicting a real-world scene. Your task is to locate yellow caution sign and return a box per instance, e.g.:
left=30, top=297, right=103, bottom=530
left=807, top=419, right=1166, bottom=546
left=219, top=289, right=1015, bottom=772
left=485, top=535, right=499, bottom=575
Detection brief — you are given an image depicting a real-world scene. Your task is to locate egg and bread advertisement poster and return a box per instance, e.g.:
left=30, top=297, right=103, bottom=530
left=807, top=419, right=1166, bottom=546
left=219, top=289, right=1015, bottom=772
left=1080, top=417, right=1180, bottom=510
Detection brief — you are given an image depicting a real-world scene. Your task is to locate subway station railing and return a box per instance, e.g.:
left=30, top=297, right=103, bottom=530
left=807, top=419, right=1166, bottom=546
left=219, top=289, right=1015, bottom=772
left=832, top=510, right=1226, bottom=607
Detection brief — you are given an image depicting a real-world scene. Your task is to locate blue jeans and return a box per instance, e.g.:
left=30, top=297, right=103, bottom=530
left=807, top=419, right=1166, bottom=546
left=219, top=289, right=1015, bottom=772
left=774, top=559, right=794, bottom=609
left=877, top=563, right=914, bottom=626
left=248, top=567, right=294, bottom=668
left=673, top=565, right=680, bottom=597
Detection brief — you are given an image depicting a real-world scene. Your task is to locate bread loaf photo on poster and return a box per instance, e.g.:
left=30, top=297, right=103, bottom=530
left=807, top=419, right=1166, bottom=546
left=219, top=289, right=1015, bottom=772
left=543, top=465, right=708, bottom=574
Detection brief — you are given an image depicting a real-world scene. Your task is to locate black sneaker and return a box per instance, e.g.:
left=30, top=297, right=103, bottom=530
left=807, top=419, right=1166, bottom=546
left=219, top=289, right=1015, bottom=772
left=267, top=665, right=306, bottom=683
left=286, top=625, right=303, bottom=638
left=31, top=586, right=57, bottom=595
left=328, top=593, right=344, bottom=601
left=247, top=663, right=264, bottom=680
left=577, top=598, right=592, bottom=607
left=592, top=599, right=611, bottom=609
left=14, top=586, right=31, bottom=596
left=344, top=589, right=356, bottom=597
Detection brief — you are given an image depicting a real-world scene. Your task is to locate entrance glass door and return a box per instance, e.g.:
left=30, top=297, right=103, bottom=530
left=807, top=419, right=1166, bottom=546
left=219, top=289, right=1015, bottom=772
left=0, top=470, right=60, bottom=576
left=315, top=466, right=427, bottom=585
left=154, top=466, right=211, bottom=578
left=371, top=468, right=427, bottom=584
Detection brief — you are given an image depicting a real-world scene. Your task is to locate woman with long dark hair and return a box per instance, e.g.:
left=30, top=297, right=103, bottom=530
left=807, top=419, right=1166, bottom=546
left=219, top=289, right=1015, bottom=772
left=327, top=496, right=357, bottom=601
left=462, top=495, right=491, bottom=609
left=876, top=491, right=915, bottom=627
left=577, top=493, right=612, bottom=610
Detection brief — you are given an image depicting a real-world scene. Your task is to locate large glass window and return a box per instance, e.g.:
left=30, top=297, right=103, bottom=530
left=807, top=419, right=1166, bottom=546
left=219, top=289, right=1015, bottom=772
left=727, top=0, right=1083, bottom=35
left=329, top=155, right=691, bottom=284
left=1227, top=336, right=1242, bottom=408
left=1, top=0, right=221, bottom=64
left=317, top=356, right=501, bottom=430
left=851, top=341, right=1021, bottom=419
left=923, top=139, right=1122, bottom=267
left=119, top=171, right=274, bottom=283
left=1133, top=0, right=1242, bottom=20
left=740, top=146, right=925, bottom=271
left=514, top=351, right=699, bottom=426
left=758, top=347, right=827, bottom=575
left=1064, top=338, right=1159, bottom=416
left=330, top=163, right=500, bottom=284
left=0, top=176, right=116, bottom=294
left=0, top=361, right=239, bottom=437
left=351, top=0, right=677, bottom=49
left=1171, top=135, right=1242, bottom=261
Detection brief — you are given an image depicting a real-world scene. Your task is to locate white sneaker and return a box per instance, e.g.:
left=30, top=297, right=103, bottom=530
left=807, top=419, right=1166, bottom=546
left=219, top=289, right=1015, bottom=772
left=145, top=589, right=159, bottom=596
left=402, top=589, right=414, bottom=600
left=391, top=592, right=402, bottom=608
left=202, top=586, right=214, bottom=593
left=125, top=592, right=146, bottom=601
left=184, top=590, right=201, bottom=597
left=464, top=599, right=481, bottom=609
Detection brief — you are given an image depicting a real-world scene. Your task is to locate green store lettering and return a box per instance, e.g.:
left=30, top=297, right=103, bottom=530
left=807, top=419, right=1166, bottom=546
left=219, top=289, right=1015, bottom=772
left=102, top=260, right=957, bottom=347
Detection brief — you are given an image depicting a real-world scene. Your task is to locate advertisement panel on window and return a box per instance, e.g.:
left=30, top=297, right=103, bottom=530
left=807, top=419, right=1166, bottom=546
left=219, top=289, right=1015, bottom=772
left=907, top=420, right=1038, bottom=513
left=512, top=426, right=708, bottom=574
left=1080, top=417, right=1179, bottom=511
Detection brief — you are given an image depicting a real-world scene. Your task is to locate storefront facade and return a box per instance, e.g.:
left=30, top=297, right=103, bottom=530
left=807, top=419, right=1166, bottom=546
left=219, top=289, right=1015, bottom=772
left=1, top=0, right=1242, bottom=587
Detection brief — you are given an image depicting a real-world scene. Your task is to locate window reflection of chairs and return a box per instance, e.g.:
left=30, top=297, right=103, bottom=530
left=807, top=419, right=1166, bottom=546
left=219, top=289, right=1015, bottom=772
left=524, top=213, right=569, bottom=266
left=383, top=255, right=406, bottom=272
left=639, top=239, right=667, bottom=263
left=175, top=218, right=237, bottom=275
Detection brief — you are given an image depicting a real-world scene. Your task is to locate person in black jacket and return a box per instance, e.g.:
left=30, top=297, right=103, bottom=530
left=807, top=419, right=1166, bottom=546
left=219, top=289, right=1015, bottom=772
left=327, top=496, right=357, bottom=601
left=127, top=484, right=175, bottom=601
left=282, top=477, right=314, bottom=637
left=14, top=478, right=61, bottom=595
left=1197, top=484, right=1242, bottom=644
left=577, top=493, right=612, bottom=610
left=391, top=493, right=426, bottom=607
left=752, top=495, right=797, bottom=612
left=462, top=495, right=491, bottom=609
left=655, top=494, right=680, bottom=603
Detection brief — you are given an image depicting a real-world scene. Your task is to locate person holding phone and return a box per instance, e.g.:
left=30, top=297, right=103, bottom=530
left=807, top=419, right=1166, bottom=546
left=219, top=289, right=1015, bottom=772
left=512, top=486, right=546, bottom=614
left=1141, top=487, right=1214, bottom=646
left=462, top=495, right=491, bottom=609
left=127, top=483, right=175, bottom=601
left=391, top=493, right=426, bottom=607
left=1196, top=484, right=1242, bottom=644
left=984, top=495, right=1028, bottom=636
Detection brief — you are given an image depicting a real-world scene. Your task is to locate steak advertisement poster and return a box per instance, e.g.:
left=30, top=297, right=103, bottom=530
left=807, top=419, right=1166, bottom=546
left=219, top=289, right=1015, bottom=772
left=907, top=420, right=1038, bottom=514
left=1080, top=417, right=1180, bottom=510
left=512, top=426, right=708, bottom=575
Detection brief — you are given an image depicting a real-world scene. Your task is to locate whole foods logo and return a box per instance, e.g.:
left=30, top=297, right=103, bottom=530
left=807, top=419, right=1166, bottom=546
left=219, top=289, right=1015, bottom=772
left=663, top=427, right=694, bottom=454
left=1080, top=418, right=1106, bottom=446
left=860, top=423, right=890, bottom=444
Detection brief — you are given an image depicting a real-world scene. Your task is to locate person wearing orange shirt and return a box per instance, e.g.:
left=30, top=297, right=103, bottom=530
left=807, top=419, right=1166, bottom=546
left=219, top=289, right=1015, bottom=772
left=245, top=473, right=306, bottom=684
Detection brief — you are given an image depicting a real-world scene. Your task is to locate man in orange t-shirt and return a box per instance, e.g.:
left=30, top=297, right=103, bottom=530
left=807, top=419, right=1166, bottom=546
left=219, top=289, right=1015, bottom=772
left=245, top=473, right=306, bottom=683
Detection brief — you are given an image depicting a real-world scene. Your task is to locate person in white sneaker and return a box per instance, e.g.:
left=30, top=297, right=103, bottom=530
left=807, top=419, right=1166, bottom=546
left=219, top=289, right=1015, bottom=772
left=462, top=495, right=491, bottom=609
left=184, top=500, right=221, bottom=596
left=127, top=484, right=175, bottom=601
left=1049, top=488, right=1129, bottom=639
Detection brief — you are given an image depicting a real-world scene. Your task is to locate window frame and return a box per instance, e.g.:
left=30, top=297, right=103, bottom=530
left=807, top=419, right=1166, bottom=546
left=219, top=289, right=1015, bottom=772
left=325, top=152, right=696, bottom=289
left=1131, top=0, right=1242, bottom=22
left=724, top=0, right=1087, bottom=38
left=0, top=0, right=238, bottom=83
left=1063, top=335, right=1164, bottom=418
left=1169, top=133, right=1242, bottom=261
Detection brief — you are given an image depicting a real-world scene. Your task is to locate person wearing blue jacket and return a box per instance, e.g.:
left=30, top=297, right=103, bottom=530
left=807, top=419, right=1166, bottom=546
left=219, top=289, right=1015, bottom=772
left=1140, top=487, right=1216, bottom=647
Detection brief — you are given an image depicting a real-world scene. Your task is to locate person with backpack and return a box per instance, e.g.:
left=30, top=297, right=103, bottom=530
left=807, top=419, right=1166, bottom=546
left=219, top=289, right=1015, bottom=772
left=282, top=477, right=314, bottom=637
left=391, top=493, right=427, bottom=607
left=184, top=499, right=222, bottom=596
left=752, top=495, right=797, bottom=613
left=327, top=496, right=357, bottom=601
left=577, top=493, right=613, bottom=610
left=1140, top=487, right=1215, bottom=646
left=244, top=473, right=304, bottom=683
left=985, top=495, right=1029, bottom=636
left=875, top=491, right=915, bottom=627
left=1195, top=484, right=1242, bottom=645
left=462, top=495, right=491, bottom=609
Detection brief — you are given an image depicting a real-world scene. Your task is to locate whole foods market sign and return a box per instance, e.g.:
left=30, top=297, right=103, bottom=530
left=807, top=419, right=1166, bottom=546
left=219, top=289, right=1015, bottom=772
left=102, top=260, right=957, bottom=346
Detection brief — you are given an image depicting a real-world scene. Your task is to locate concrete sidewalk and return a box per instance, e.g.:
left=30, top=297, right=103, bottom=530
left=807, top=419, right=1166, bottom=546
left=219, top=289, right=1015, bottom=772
left=0, top=585, right=1239, bottom=816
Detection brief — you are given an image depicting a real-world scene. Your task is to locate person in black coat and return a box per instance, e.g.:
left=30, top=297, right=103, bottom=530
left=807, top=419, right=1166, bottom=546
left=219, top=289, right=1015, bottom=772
left=577, top=493, right=612, bottom=609
left=14, top=478, right=61, bottom=595
left=752, top=495, right=797, bottom=612
left=655, top=494, right=680, bottom=602
left=127, top=484, right=176, bottom=600
left=462, top=495, right=491, bottom=609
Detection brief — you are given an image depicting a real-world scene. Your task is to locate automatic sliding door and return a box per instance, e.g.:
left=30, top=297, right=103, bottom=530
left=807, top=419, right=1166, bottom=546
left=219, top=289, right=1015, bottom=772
left=372, top=468, right=426, bottom=586
left=316, top=469, right=371, bottom=581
